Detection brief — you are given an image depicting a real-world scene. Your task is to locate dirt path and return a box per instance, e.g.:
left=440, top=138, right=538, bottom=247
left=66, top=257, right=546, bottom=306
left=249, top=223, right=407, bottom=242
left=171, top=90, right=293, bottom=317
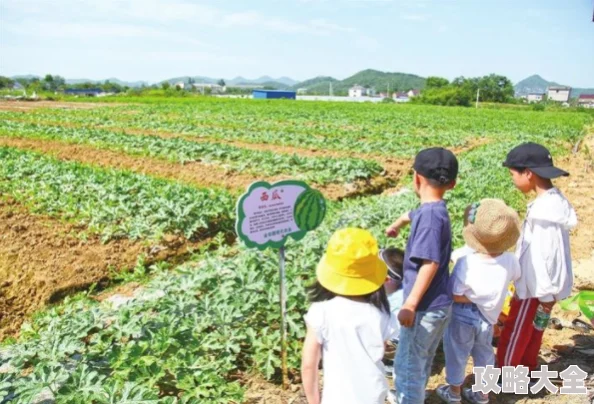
left=0, top=100, right=117, bottom=112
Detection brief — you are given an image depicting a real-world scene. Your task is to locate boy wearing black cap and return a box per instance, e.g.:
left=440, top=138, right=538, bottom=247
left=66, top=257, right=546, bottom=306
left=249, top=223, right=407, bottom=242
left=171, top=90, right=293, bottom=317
left=386, top=147, right=458, bottom=404
left=497, top=142, right=577, bottom=373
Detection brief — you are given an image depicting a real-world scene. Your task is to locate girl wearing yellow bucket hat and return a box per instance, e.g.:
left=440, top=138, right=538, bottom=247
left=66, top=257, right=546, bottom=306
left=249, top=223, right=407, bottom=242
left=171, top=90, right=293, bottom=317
left=301, top=228, right=398, bottom=404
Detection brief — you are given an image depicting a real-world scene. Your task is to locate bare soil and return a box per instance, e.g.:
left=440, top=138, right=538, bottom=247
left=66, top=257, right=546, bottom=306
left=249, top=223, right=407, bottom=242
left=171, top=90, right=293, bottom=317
left=0, top=100, right=116, bottom=112
left=0, top=198, right=214, bottom=340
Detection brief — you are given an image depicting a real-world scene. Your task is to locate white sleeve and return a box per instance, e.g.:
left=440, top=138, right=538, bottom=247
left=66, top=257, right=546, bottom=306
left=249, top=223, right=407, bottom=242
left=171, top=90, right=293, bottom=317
left=531, top=220, right=560, bottom=302
left=512, top=255, right=521, bottom=282
left=304, top=303, right=326, bottom=344
left=382, top=312, right=399, bottom=341
left=451, top=259, right=470, bottom=296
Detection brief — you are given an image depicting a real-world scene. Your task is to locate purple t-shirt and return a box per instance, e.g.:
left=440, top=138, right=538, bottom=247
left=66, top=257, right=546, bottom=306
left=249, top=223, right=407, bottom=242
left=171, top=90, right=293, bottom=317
left=403, top=200, right=453, bottom=312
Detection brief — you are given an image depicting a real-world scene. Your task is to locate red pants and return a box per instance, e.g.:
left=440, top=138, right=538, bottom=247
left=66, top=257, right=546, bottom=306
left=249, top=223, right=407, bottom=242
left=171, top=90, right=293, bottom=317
left=496, top=297, right=544, bottom=371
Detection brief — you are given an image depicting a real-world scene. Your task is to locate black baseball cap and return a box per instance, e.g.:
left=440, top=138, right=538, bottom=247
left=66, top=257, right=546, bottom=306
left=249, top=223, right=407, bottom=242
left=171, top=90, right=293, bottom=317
left=503, top=142, right=569, bottom=178
left=413, top=147, right=459, bottom=185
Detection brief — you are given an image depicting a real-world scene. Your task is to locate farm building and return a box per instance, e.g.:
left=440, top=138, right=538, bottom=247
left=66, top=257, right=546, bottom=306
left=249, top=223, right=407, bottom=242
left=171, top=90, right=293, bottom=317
left=63, top=88, right=103, bottom=96
left=349, top=85, right=365, bottom=97
left=547, top=86, right=571, bottom=102
left=527, top=93, right=545, bottom=103
left=578, top=94, right=594, bottom=108
left=252, top=90, right=296, bottom=99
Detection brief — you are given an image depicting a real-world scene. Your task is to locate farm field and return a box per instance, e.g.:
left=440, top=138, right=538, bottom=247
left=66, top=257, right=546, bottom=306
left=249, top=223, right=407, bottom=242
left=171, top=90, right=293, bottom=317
left=0, top=99, right=593, bottom=403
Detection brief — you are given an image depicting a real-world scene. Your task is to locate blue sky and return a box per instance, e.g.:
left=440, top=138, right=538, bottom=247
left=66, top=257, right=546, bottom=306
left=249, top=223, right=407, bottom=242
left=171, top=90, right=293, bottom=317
left=1, top=0, right=593, bottom=86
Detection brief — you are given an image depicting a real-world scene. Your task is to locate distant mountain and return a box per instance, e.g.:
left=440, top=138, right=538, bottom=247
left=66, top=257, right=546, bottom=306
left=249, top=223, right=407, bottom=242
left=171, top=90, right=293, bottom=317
left=162, top=75, right=297, bottom=87
left=514, top=74, right=594, bottom=98
left=164, top=76, right=217, bottom=85
left=235, top=80, right=290, bottom=89
left=66, top=78, right=149, bottom=87
left=513, top=75, right=560, bottom=96
left=227, top=76, right=297, bottom=86
left=293, top=69, right=425, bottom=95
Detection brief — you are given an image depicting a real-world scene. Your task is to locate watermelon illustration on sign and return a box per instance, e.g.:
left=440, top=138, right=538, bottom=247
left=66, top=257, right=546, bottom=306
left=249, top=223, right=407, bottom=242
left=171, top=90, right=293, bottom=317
left=294, top=189, right=326, bottom=231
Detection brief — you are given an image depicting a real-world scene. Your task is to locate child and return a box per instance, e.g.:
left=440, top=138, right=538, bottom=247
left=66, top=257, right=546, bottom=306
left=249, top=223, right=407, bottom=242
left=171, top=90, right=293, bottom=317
left=385, top=147, right=458, bottom=404
left=381, top=247, right=405, bottom=331
left=497, top=142, right=577, bottom=372
left=436, top=199, right=521, bottom=404
left=301, top=228, right=397, bottom=404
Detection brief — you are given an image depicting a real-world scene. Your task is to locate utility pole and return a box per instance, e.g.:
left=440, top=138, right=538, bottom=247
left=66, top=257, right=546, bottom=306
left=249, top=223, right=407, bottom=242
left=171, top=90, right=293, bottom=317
left=475, top=88, right=480, bottom=109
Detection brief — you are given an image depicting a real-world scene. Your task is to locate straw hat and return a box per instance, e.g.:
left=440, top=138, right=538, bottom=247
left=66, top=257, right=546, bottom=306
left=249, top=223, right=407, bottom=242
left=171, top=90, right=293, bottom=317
left=463, top=199, right=521, bottom=255
left=317, top=228, right=387, bottom=296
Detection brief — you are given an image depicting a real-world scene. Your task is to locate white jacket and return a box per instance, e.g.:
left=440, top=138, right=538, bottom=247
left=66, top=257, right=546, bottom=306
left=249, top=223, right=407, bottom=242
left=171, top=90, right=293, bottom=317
left=515, top=188, right=577, bottom=302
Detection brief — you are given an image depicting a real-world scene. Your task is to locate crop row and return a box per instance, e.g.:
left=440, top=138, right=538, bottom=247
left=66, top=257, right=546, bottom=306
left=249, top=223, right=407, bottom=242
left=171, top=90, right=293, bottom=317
left=0, top=139, right=533, bottom=403
left=2, top=99, right=590, bottom=155
left=0, top=120, right=383, bottom=185
left=0, top=147, right=234, bottom=242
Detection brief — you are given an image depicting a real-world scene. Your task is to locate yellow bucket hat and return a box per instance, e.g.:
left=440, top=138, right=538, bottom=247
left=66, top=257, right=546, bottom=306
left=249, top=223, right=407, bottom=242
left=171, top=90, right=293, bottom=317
left=317, top=228, right=388, bottom=296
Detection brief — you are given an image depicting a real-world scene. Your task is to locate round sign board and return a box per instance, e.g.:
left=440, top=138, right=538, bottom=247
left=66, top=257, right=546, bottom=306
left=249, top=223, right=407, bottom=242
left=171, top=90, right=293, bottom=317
left=235, top=180, right=326, bottom=250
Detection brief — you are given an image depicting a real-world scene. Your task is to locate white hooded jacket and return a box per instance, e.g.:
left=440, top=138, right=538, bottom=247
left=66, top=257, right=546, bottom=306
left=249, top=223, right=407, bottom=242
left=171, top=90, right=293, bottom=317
left=515, top=188, right=577, bottom=302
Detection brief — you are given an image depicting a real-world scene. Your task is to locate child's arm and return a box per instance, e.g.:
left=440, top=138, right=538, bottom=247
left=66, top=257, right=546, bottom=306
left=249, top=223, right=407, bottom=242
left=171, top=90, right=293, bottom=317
left=386, top=212, right=411, bottom=238
left=301, top=327, right=322, bottom=404
left=399, top=260, right=438, bottom=327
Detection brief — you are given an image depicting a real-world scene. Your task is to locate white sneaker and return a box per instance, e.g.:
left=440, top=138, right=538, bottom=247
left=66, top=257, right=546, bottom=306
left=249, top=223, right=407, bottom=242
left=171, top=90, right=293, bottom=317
left=387, top=389, right=397, bottom=404
left=436, top=385, right=461, bottom=403
left=462, top=387, right=489, bottom=404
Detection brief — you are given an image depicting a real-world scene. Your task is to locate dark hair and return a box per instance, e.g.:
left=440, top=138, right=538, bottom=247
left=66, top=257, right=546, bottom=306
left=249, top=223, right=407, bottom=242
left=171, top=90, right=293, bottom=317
left=381, top=248, right=405, bottom=281
left=427, top=178, right=455, bottom=188
left=418, top=168, right=455, bottom=188
left=508, top=167, right=526, bottom=173
left=308, top=281, right=391, bottom=314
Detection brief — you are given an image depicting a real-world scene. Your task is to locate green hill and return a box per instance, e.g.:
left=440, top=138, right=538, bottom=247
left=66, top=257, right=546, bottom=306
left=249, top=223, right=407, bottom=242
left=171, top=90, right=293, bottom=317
left=293, top=69, right=425, bottom=95
left=514, top=74, right=594, bottom=98
left=290, top=76, right=339, bottom=94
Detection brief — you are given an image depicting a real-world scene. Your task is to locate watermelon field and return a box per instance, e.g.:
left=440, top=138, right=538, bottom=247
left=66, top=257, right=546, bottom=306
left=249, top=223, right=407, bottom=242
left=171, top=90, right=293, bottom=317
left=0, top=98, right=593, bottom=403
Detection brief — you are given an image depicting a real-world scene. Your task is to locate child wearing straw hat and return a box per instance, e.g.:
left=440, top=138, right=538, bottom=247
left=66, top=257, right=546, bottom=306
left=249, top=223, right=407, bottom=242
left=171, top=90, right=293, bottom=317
left=301, top=228, right=398, bottom=404
left=436, top=199, right=521, bottom=404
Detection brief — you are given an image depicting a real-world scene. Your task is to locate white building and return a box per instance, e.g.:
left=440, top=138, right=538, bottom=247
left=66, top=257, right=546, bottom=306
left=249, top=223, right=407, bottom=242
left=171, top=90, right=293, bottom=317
left=193, top=83, right=224, bottom=94
left=547, top=86, right=571, bottom=102
left=349, top=85, right=366, bottom=97
left=578, top=94, right=594, bottom=108
left=527, top=93, right=545, bottom=103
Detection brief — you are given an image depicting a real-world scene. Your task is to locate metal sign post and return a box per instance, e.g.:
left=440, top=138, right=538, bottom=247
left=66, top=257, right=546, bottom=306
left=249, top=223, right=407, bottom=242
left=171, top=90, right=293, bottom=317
left=235, top=180, right=326, bottom=390
left=278, top=246, right=288, bottom=389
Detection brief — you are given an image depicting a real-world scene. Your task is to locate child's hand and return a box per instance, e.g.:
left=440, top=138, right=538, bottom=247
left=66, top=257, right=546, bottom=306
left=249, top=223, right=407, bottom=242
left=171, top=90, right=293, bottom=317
left=398, top=304, right=416, bottom=327
left=385, top=213, right=411, bottom=238
left=386, top=224, right=400, bottom=238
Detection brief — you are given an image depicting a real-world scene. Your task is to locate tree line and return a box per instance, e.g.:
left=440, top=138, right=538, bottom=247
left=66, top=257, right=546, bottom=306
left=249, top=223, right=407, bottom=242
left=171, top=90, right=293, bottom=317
left=0, top=75, right=129, bottom=93
left=413, top=74, right=515, bottom=106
